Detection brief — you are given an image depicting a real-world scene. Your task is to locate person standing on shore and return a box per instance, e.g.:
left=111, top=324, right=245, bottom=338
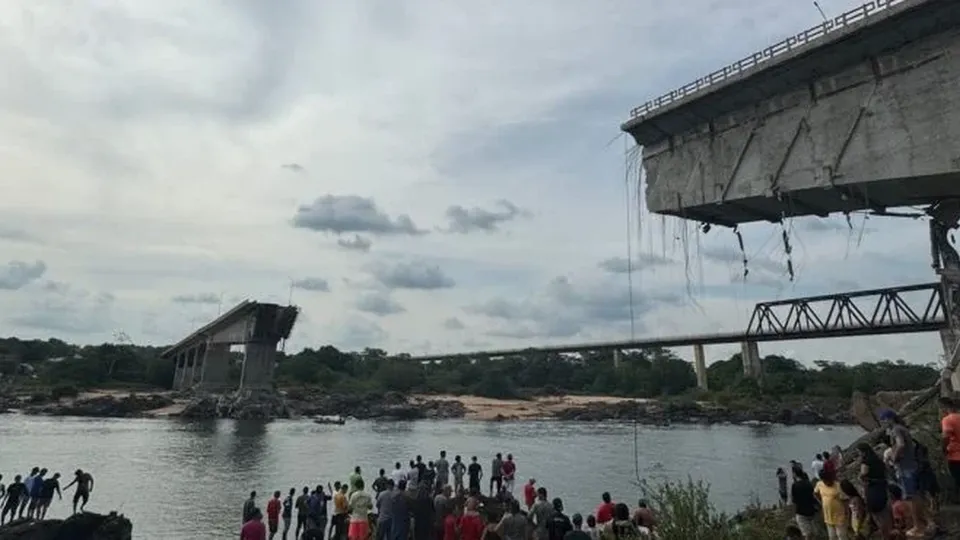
left=546, top=498, right=573, bottom=540
left=375, top=479, right=395, bottom=540
left=241, top=508, right=267, bottom=540
left=531, top=488, right=555, bottom=540
left=490, top=453, right=504, bottom=496
left=941, top=396, right=960, bottom=497
left=0, top=474, right=4, bottom=508
left=19, top=467, right=37, bottom=519
left=776, top=468, right=788, bottom=506
left=295, top=486, right=311, bottom=538
left=407, top=461, right=420, bottom=491
left=349, top=467, right=364, bottom=496
left=0, top=475, right=23, bottom=525
left=266, top=491, right=282, bottom=539
left=282, top=488, right=295, bottom=540
left=467, top=457, right=482, bottom=495
left=347, top=479, right=373, bottom=540
left=451, top=456, right=466, bottom=494
left=524, top=479, right=537, bottom=511
left=502, top=454, right=517, bottom=495
left=373, top=469, right=389, bottom=496
left=813, top=468, right=847, bottom=540
left=388, top=480, right=411, bottom=540
left=594, top=493, right=614, bottom=525
left=332, top=483, right=350, bottom=540
left=243, top=491, right=259, bottom=524
left=64, top=469, right=94, bottom=514
left=497, top=500, right=531, bottom=540
left=435, top=451, right=450, bottom=491
left=880, top=408, right=927, bottom=537
left=37, top=472, right=61, bottom=520
left=391, top=463, right=406, bottom=486
left=26, top=468, right=46, bottom=518
left=790, top=466, right=816, bottom=540
left=856, top=442, right=892, bottom=540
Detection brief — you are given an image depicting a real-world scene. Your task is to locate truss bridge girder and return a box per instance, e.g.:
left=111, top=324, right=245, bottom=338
left=745, top=283, right=946, bottom=340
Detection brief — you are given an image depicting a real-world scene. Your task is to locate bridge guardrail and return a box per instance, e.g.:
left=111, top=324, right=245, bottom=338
left=628, top=0, right=905, bottom=120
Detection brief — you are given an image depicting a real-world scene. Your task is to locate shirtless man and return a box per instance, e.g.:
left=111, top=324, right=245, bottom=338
left=64, top=469, right=94, bottom=514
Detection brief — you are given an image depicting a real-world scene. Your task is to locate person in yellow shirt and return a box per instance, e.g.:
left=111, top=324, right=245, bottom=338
left=814, top=470, right=848, bottom=540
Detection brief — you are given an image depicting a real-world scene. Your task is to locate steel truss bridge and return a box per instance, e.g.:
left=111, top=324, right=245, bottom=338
left=413, top=283, right=946, bottom=361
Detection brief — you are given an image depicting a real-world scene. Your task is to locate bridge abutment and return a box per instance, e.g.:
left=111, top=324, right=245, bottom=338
left=693, top=344, right=708, bottom=390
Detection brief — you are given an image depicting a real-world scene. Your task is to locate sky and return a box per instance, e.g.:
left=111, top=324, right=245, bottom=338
left=0, top=0, right=948, bottom=368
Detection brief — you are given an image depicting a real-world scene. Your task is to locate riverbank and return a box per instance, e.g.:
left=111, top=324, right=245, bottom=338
left=0, top=387, right=857, bottom=425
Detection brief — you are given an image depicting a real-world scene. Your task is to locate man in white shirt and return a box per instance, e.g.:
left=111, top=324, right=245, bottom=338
left=810, top=454, right=824, bottom=481
left=390, top=463, right=406, bottom=485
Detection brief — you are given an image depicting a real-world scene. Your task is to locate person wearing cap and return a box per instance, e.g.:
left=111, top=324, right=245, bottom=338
left=546, top=498, right=572, bottom=540
left=880, top=408, right=927, bottom=537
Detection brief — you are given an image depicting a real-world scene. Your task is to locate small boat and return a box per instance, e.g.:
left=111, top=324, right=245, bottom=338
left=313, top=415, right=346, bottom=425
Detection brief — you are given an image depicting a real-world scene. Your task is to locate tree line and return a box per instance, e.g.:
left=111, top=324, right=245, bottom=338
left=0, top=336, right=940, bottom=399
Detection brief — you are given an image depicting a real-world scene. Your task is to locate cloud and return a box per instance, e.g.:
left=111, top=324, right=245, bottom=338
left=0, top=260, right=47, bottom=290
left=0, top=226, right=37, bottom=243
left=292, top=277, right=330, bottom=292
left=700, top=245, right=785, bottom=276
left=171, top=293, right=221, bottom=305
left=598, top=254, right=674, bottom=274
left=337, top=234, right=373, bottom=252
left=281, top=163, right=305, bottom=173
left=356, top=292, right=406, bottom=316
left=443, top=317, right=465, bottom=330
left=371, top=261, right=456, bottom=290
left=443, top=199, right=528, bottom=234
left=10, top=285, right=116, bottom=334
left=292, top=195, right=425, bottom=236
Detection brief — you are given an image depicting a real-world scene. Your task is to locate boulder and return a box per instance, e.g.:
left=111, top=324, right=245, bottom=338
left=0, top=511, right=132, bottom=540
left=25, top=394, right=174, bottom=418
left=178, top=390, right=291, bottom=420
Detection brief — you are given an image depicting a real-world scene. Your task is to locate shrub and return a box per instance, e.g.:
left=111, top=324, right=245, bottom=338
left=640, top=478, right=783, bottom=540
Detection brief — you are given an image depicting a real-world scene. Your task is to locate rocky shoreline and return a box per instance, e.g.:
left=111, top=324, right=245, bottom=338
left=0, top=511, right=132, bottom=540
left=0, top=387, right=857, bottom=425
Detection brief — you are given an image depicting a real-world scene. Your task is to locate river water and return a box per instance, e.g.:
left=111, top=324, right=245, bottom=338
left=0, top=416, right=862, bottom=539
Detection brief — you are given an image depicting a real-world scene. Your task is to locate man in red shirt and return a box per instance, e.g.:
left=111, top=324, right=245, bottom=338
left=241, top=509, right=267, bottom=540
left=501, top=454, right=517, bottom=494
left=458, top=498, right=485, bottom=540
left=523, top=479, right=537, bottom=511
left=595, top=492, right=615, bottom=524
left=266, top=491, right=282, bottom=539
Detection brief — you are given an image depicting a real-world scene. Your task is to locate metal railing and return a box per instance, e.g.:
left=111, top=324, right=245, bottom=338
left=628, top=0, right=906, bottom=120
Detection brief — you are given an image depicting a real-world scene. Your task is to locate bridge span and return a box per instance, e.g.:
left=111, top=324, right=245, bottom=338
left=414, top=283, right=946, bottom=390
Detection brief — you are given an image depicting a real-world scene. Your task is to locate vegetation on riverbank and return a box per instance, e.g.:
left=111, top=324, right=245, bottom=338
left=0, top=337, right=939, bottom=404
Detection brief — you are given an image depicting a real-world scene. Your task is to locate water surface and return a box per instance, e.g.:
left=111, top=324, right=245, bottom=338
left=0, top=416, right=862, bottom=539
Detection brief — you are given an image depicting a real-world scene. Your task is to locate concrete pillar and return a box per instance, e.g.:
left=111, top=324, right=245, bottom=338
left=240, top=341, right=277, bottom=390
left=693, top=344, right=708, bottom=390
left=184, top=348, right=196, bottom=388
left=173, top=354, right=184, bottom=390
left=200, top=343, right=231, bottom=392
left=613, top=349, right=623, bottom=368
left=192, top=343, right=206, bottom=385
left=741, top=341, right=763, bottom=381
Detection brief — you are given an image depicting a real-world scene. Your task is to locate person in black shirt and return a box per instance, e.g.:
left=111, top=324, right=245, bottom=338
left=467, top=457, right=482, bottom=495
left=282, top=487, right=295, bottom=540
left=38, top=473, right=62, bottom=519
left=789, top=465, right=817, bottom=539
left=1, top=476, right=24, bottom=525
left=546, top=498, right=573, bottom=540
left=563, top=514, right=590, bottom=540
left=856, top=441, right=893, bottom=538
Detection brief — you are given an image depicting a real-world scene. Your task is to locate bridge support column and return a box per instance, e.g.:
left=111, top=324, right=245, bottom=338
left=741, top=341, right=763, bottom=382
left=613, top=349, right=623, bottom=368
left=184, top=348, right=196, bottom=388
left=240, top=341, right=277, bottom=390
left=173, top=352, right=187, bottom=391
left=200, top=343, right=232, bottom=392
left=930, top=203, right=960, bottom=393
left=693, top=344, right=708, bottom=390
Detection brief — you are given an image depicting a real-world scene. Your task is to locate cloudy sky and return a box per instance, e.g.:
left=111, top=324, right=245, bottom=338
left=0, top=0, right=946, bottom=367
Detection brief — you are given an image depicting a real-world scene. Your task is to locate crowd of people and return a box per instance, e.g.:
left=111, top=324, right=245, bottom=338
left=777, top=399, right=960, bottom=540
left=239, top=452, right=658, bottom=540
left=0, top=468, right=95, bottom=525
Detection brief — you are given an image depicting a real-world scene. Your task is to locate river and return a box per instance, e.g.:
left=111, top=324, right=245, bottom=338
left=0, top=416, right=862, bottom=538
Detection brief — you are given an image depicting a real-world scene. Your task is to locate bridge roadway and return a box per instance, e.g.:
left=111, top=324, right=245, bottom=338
left=412, top=282, right=946, bottom=388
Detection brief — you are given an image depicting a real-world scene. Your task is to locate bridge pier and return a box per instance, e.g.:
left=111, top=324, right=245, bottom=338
left=240, top=342, right=277, bottom=390
left=613, top=349, right=623, bottom=368
left=741, top=341, right=763, bottom=382
left=930, top=202, right=960, bottom=393
left=693, top=344, right=708, bottom=390
left=200, top=343, right=232, bottom=391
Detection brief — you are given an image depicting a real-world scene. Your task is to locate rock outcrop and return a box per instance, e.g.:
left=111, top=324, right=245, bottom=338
left=179, top=389, right=291, bottom=420
left=551, top=398, right=851, bottom=425
left=288, top=391, right=467, bottom=420
left=24, top=394, right=173, bottom=418
left=0, top=511, right=132, bottom=540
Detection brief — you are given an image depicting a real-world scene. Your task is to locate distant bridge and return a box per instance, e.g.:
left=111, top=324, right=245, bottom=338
left=413, top=283, right=945, bottom=387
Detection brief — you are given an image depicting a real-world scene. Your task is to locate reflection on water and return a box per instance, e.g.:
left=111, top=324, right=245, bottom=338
left=0, top=417, right=862, bottom=539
